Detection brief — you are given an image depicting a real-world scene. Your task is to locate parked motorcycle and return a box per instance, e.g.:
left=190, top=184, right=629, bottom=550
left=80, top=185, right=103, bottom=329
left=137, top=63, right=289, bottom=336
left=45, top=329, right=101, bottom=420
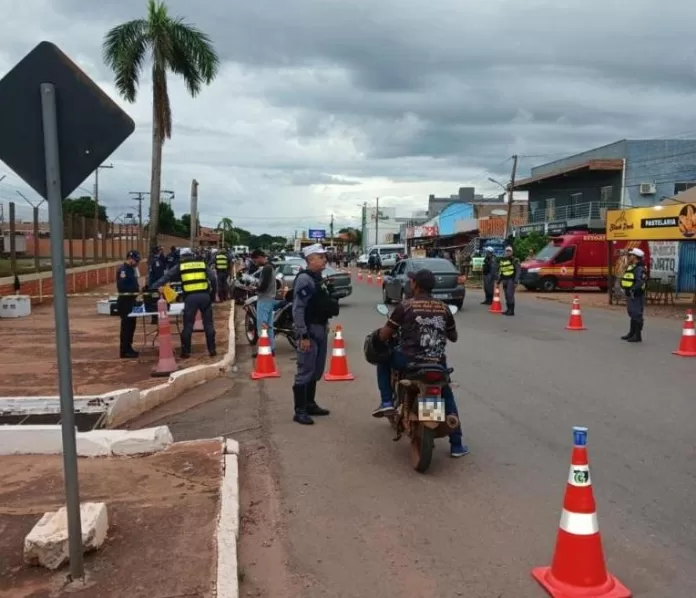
left=373, top=303, right=460, bottom=473
left=232, top=272, right=258, bottom=305
left=243, top=282, right=297, bottom=350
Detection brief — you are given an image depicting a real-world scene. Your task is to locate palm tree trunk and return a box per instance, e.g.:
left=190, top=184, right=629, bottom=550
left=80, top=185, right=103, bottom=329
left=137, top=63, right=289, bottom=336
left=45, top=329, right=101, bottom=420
left=148, top=91, right=163, bottom=251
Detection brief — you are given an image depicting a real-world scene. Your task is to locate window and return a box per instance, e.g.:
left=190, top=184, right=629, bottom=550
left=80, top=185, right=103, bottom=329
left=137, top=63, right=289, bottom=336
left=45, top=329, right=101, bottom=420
left=569, top=193, right=583, bottom=218
left=545, top=198, right=556, bottom=220
left=394, top=261, right=406, bottom=275
left=530, top=201, right=540, bottom=223
left=553, top=245, right=576, bottom=264
left=600, top=186, right=614, bottom=206
left=674, top=182, right=696, bottom=194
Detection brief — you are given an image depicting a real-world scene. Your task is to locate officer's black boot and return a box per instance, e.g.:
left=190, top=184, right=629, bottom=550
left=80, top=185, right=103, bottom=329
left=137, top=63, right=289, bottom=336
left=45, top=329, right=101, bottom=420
left=627, top=322, right=643, bottom=343
left=504, top=303, right=515, bottom=316
left=621, top=321, right=636, bottom=340
left=293, top=384, right=314, bottom=425
left=306, top=380, right=330, bottom=416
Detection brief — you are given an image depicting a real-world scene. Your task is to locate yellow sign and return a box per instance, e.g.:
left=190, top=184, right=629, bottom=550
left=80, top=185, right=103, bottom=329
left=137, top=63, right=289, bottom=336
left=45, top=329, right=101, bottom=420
left=606, top=204, right=696, bottom=241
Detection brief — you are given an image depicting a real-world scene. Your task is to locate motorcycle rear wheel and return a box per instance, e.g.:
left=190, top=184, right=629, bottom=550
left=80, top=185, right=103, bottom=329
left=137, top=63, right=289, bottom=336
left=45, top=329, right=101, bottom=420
left=245, top=312, right=258, bottom=345
left=410, top=424, right=435, bottom=473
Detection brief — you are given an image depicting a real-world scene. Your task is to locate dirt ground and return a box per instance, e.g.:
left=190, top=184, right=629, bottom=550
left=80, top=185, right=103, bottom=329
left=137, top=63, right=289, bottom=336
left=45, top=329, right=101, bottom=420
left=0, top=283, right=231, bottom=397
left=0, top=439, right=223, bottom=598
left=520, top=287, right=695, bottom=321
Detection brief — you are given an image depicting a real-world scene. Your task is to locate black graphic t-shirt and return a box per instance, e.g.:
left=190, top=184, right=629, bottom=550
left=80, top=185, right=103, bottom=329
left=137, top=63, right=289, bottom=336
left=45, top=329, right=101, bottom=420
left=388, top=297, right=456, bottom=362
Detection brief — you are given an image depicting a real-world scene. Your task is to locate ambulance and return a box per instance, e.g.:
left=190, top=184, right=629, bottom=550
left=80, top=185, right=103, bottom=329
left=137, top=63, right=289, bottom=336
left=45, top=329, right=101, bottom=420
left=520, top=230, right=650, bottom=292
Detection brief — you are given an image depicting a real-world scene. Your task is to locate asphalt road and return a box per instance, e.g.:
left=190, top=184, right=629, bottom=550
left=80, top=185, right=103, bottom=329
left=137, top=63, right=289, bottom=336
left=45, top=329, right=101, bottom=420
left=139, top=281, right=696, bottom=597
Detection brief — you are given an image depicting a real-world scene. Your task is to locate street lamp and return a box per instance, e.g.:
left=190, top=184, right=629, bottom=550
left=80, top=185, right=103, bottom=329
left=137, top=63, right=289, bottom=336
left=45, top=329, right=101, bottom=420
left=488, top=177, right=507, bottom=191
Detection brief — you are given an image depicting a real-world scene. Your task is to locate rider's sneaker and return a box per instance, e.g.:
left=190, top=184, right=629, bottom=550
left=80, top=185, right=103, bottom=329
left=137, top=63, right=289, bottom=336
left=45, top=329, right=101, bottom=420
left=372, top=401, right=395, bottom=418
left=450, top=444, right=470, bottom=458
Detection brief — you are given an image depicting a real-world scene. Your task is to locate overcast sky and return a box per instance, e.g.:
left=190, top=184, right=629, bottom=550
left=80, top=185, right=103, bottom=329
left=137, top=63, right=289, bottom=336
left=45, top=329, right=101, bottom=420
left=1, top=0, right=696, bottom=236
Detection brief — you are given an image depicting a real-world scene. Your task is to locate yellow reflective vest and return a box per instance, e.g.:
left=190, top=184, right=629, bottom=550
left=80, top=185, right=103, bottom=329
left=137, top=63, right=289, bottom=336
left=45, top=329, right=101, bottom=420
left=180, top=260, right=209, bottom=294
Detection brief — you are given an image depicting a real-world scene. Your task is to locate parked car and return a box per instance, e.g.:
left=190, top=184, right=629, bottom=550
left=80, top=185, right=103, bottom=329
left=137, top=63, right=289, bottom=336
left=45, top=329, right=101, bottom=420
left=251, top=263, right=353, bottom=301
left=381, top=258, right=466, bottom=309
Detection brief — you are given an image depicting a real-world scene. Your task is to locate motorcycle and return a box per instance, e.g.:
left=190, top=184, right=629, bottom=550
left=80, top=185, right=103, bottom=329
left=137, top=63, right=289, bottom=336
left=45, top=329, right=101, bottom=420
left=232, top=272, right=258, bottom=305
left=243, top=277, right=297, bottom=350
left=375, top=302, right=460, bottom=473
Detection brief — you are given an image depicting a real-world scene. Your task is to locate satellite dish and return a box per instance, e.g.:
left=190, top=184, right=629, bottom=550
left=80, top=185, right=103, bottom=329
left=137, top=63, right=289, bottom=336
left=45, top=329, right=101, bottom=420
left=491, top=209, right=507, bottom=216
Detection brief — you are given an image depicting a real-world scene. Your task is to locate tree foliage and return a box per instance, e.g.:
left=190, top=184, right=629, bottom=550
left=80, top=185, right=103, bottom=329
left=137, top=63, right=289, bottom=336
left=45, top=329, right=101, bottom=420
left=513, top=232, right=549, bottom=261
left=63, top=196, right=108, bottom=221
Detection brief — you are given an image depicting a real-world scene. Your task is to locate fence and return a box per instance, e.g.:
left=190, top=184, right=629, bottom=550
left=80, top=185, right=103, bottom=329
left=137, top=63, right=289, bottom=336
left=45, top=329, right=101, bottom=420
left=0, top=201, right=189, bottom=278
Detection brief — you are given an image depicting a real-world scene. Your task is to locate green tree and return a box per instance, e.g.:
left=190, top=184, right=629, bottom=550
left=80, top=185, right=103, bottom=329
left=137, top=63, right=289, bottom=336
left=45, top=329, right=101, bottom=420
left=513, top=232, right=548, bottom=261
left=63, top=196, right=108, bottom=221
left=338, top=226, right=362, bottom=250
left=217, top=217, right=238, bottom=246
left=179, top=213, right=191, bottom=238
left=157, top=202, right=179, bottom=235
left=103, top=0, right=219, bottom=250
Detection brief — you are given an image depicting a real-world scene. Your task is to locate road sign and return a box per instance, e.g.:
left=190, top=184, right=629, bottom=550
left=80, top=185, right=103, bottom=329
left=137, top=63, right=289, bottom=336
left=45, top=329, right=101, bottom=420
left=0, top=41, right=135, bottom=580
left=308, top=228, right=326, bottom=239
left=0, top=42, right=135, bottom=200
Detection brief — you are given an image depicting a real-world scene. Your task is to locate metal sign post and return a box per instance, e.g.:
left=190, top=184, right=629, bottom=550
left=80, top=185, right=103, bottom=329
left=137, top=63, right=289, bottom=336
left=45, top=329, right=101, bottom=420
left=40, top=82, right=83, bottom=579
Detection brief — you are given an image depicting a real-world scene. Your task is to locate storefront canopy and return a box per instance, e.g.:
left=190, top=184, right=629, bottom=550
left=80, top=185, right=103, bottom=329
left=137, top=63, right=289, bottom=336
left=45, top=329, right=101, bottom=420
left=606, top=202, right=696, bottom=241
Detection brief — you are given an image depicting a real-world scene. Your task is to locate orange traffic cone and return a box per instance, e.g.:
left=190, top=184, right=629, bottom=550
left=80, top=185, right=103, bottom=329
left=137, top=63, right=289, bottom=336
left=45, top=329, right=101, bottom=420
left=324, top=325, right=354, bottom=381
left=367, top=273, right=373, bottom=285
left=489, top=287, right=502, bottom=314
left=357, top=271, right=363, bottom=282
left=532, top=426, right=631, bottom=598
left=673, top=309, right=696, bottom=357
left=565, top=296, right=587, bottom=331
left=194, top=309, right=204, bottom=331
left=251, top=325, right=280, bottom=380
left=152, top=298, right=178, bottom=377
left=376, top=273, right=382, bottom=286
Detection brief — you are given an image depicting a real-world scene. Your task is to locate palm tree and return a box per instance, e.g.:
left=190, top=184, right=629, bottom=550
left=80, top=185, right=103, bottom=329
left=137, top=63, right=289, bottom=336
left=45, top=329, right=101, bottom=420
left=216, top=217, right=237, bottom=246
left=103, top=0, right=219, bottom=249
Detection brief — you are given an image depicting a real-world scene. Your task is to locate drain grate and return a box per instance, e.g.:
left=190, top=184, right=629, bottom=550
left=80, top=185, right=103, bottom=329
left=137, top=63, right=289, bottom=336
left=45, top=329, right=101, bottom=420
left=0, top=411, right=105, bottom=431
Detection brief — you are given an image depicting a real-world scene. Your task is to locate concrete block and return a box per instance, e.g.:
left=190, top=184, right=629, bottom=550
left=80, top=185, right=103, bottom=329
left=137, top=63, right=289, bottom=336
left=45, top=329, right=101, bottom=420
left=0, top=425, right=62, bottom=455
left=224, top=438, right=240, bottom=455
left=109, top=426, right=174, bottom=456
left=217, top=453, right=240, bottom=598
left=24, top=502, right=109, bottom=570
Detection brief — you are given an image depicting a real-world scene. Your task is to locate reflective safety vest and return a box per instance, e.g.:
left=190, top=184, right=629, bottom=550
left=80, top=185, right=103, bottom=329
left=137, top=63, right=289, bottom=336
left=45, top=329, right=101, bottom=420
left=620, top=264, right=645, bottom=290
left=499, top=257, right=516, bottom=278
left=215, top=253, right=229, bottom=271
left=180, top=260, right=209, bottom=294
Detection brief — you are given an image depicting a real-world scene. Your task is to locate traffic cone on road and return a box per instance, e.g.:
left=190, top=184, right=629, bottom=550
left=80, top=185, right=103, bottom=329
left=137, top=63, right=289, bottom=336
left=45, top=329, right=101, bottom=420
left=673, top=309, right=696, bottom=357
left=489, top=287, right=503, bottom=314
left=376, top=273, right=382, bottom=286
left=532, top=426, right=631, bottom=598
left=250, top=325, right=280, bottom=380
left=357, top=271, right=363, bottom=282
left=565, top=296, right=587, bottom=331
left=367, top=273, right=373, bottom=285
left=324, top=325, right=355, bottom=381
left=152, top=299, right=178, bottom=377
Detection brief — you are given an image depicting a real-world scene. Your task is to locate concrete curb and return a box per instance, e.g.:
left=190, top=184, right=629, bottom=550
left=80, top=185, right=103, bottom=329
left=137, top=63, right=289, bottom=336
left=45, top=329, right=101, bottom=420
left=216, top=438, right=240, bottom=598
left=0, top=425, right=174, bottom=456
left=0, top=303, right=236, bottom=429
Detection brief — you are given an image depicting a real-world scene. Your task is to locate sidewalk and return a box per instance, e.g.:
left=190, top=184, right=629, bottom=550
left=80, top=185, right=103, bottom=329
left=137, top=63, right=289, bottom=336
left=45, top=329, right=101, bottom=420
left=0, top=439, right=224, bottom=598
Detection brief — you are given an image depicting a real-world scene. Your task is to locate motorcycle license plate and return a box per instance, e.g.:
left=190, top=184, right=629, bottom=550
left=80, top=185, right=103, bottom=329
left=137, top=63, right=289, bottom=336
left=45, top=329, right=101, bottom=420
left=418, top=396, right=446, bottom=422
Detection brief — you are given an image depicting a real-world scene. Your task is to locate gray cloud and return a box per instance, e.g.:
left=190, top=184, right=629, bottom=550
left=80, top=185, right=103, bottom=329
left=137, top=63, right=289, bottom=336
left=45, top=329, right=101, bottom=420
left=1, top=0, right=696, bottom=235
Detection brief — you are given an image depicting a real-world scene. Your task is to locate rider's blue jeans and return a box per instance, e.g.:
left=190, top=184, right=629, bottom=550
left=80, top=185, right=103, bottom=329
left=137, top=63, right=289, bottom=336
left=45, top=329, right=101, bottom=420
left=376, top=349, right=463, bottom=446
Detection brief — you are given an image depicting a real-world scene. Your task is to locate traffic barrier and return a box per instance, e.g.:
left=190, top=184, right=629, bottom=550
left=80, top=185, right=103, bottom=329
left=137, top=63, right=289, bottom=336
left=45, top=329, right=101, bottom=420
left=489, top=287, right=502, bottom=314
left=152, top=299, right=178, bottom=377
left=673, top=309, right=696, bottom=357
left=565, top=296, right=587, bottom=331
left=532, top=426, right=631, bottom=598
left=324, top=325, right=354, bottom=381
left=250, top=325, right=280, bottom=380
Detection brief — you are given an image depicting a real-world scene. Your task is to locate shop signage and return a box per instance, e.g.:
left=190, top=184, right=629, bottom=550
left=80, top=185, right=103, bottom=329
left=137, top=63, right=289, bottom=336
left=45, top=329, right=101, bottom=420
left=606, top=204, right=696, bottom=241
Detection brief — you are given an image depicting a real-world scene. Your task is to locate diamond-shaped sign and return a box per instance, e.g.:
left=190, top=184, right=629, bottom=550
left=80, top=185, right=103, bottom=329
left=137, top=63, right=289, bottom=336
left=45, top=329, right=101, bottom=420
left=0, top=41, right=135, bottom=200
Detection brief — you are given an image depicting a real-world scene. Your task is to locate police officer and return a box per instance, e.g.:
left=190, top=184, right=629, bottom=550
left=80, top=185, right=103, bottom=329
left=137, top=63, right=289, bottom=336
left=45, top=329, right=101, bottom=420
left=165, top=245, right=179, bottom=272
left=292, top=243, right=339, bottom=425
left=214, top=248, right=230, bottom=302
left=481, top=246, right=498, bottom=305
left=117, top=250, right=142, bottom=358
left=497, top=246, right=520, bottom=316
left=147, top=246, right=166, bottom=324
left=151, top=247, right=217, bottom=358
left=620, top=247, right=647, bottom=343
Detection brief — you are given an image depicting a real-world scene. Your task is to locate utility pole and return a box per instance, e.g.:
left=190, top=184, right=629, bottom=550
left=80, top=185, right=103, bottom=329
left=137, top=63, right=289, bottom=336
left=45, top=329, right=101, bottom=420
left=190, top=179, right=199, bottom=248
left=361, top=202, right=367, bottom=252
left=329, top=213, right=334, bottom=245
left=374, top=197, right=379, bottom=245
left=504, top=155, right=518, bottom=239
left=93, top=163, right=113, bottom=262
left=129, top=192, right=147, bottom=254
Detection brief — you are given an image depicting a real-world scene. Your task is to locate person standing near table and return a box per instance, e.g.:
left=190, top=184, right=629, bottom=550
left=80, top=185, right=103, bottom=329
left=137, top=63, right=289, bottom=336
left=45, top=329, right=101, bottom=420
left=147, top=245, right=166, bottom=324
left=291, top=244, right=339, bottom=425
left=152, top=247, right=217, bottom=358
left=117, top=250, right=142, bottom=359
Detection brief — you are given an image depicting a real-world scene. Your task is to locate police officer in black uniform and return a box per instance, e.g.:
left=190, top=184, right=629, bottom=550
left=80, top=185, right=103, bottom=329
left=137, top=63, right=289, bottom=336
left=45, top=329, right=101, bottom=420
left=291, top=243, right=339, bottom=425
left=147, top=245, right=166, bottom=324
left=152, top=247, right=217, bottom=358
left=117, top=250, right=142, bottom=358
left=497, top=246, right=520, bottom=316
left=214, top=248, right=230, bottom=302
left=165, top=245, right=179, bottom=272
left=620, top=247, right=647, bottom=343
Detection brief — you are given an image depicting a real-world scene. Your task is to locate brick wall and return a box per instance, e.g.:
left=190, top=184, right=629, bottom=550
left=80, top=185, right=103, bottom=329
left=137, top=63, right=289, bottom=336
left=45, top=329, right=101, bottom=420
left=0, top=261, right=124, bottom=304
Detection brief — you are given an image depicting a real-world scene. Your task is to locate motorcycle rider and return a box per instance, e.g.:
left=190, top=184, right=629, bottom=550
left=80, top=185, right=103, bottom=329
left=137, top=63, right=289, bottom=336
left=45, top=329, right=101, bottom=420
left=372, top=268, right=469, bottom=458
left=251, top=249, right=278, bottom=354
